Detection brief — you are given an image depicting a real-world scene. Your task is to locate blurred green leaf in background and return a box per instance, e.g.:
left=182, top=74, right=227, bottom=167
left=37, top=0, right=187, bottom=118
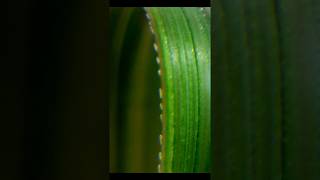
left=110, top=7, right=161, bottom=173
left=213, top=1, right=320, bottom=179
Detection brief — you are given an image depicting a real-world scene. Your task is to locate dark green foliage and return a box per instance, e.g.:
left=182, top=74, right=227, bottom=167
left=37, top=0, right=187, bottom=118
left=213, top=1, right=320, bottom=179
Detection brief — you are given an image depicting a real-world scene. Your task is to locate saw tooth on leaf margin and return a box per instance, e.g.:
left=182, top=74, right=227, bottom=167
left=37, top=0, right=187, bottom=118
left=159, top=88, right=163, bottom=99
left=143, top=7, right=165, bottom=173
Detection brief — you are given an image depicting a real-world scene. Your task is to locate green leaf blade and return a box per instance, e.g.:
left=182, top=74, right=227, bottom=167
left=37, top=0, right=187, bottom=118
left=146, top=7, right=211, bottom=173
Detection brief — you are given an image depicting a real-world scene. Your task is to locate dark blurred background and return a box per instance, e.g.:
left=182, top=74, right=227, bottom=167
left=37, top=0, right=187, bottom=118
left=6, top=0, right=109, bottom=179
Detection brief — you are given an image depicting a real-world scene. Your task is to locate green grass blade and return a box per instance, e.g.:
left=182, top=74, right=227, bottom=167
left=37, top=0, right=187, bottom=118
left=145, top=7, right=211, bottom=172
